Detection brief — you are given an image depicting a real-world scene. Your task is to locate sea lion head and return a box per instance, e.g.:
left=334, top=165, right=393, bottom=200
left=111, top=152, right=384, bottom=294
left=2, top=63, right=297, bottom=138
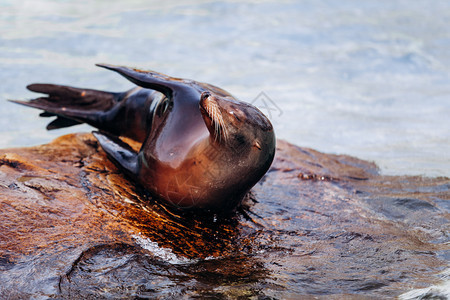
left=197, top=91, right=276, bottom=209
left=199, top=91, right=275, bottom=150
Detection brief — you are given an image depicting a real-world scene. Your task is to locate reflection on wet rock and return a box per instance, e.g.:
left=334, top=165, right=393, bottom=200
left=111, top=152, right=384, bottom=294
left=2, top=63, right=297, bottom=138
left=0, top=134, right=448, bottom=298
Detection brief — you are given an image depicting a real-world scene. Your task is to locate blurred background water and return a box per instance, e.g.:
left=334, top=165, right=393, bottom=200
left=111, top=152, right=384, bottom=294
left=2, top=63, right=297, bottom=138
left=1, top=0, right=449, bottom=177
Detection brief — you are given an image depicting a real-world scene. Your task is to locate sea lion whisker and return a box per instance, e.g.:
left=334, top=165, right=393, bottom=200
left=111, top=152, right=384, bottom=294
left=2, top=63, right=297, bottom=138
left=211, top=103, right=219, bottom=142
left=205, top=98, right=228, bottom=143
left=218, top=112, right=228, bottom=143
left=213, top=103, right=228, bottom=143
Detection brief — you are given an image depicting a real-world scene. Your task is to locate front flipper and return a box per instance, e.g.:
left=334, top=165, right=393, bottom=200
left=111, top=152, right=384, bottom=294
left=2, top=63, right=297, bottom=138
left=92, top=131, right=139, bottom=180
left=96, top=63, right=189, bottom=98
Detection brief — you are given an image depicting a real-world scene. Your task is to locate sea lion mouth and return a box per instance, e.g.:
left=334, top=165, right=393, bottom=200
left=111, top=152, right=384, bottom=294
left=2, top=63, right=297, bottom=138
left=199, top=92, right=229, bottom=143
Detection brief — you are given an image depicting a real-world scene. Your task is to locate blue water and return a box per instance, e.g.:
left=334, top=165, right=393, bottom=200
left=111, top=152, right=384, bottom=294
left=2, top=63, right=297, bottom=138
left=1, top=0, right=449, bottom=177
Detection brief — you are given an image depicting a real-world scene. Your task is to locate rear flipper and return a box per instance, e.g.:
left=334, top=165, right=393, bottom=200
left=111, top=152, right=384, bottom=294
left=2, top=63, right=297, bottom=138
left=38, top=111, right=82, bottom=130
left=10, top=84, right=122, bottom=130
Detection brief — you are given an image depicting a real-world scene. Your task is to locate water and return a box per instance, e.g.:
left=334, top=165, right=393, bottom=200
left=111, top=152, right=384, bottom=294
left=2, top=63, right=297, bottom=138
left=1, top=0, right=449, bottom=177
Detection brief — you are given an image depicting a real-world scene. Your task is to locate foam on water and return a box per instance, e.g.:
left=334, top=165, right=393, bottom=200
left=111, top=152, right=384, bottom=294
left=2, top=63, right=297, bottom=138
left=133, top=233, right=194, bottom=265
left=400, top=268, right=450, bottom=299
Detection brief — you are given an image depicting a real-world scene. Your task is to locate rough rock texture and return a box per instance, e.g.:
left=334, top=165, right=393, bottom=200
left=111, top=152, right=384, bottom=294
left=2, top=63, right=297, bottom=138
left=0, top=133, right=448, bottom=299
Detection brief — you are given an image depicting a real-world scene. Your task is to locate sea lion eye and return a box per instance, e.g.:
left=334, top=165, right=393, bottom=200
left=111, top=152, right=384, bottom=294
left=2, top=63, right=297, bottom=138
left=230, top=111, right=241, bottom=122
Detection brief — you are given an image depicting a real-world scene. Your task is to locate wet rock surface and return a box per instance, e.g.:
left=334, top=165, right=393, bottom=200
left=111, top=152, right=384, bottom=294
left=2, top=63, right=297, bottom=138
left=0, top=133, right=448, bottom=299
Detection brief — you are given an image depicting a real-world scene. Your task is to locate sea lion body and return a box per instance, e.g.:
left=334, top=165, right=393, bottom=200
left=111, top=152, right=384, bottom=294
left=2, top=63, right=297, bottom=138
left=12, top=64, right=276, bottom=211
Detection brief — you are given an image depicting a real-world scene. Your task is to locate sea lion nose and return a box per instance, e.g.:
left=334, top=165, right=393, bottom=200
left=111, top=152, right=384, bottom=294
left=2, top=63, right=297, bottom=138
left=200, top=91, right=211, bottom=101
left=199, top=91, right=213, bottom=112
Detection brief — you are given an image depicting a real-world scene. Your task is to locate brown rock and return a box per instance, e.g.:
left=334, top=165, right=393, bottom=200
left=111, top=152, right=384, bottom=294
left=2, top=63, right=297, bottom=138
left=0, top=133, right=448, bottom=298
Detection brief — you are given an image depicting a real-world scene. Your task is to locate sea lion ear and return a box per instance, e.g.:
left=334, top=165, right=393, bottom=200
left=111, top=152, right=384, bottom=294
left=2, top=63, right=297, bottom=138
left=92, top=131, right=139, bottom=180
left=96, top=63, right=184, bottom=98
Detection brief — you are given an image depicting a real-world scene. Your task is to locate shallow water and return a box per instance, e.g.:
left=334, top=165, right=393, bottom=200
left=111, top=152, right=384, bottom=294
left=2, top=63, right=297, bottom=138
left=1, top=0, right=449, bottom=177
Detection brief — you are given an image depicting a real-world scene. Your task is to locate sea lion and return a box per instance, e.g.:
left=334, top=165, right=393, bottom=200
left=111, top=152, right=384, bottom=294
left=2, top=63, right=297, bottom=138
left=12, top=64, right=276, bottom=211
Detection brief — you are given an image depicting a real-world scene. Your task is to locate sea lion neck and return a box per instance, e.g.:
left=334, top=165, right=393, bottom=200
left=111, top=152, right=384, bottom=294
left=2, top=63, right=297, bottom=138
left=143, top=89, right=210, bottom=169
